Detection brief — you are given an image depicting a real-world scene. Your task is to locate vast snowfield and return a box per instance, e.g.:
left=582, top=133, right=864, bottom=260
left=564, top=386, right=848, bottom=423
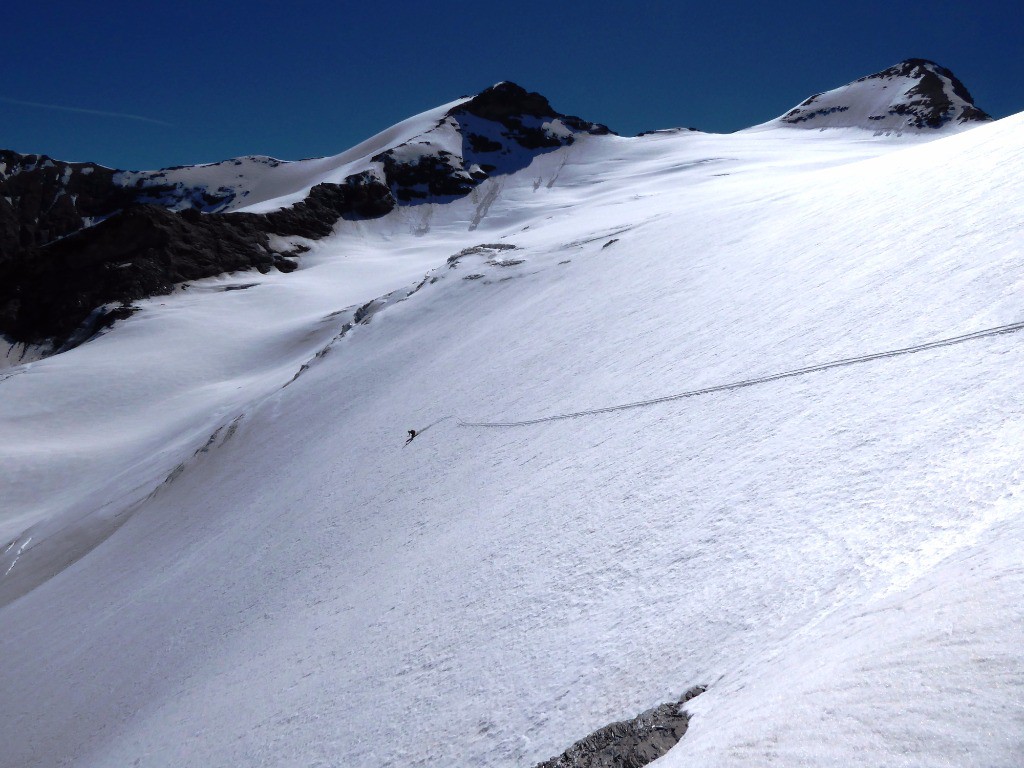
left=1, top=97, right=1023, bottom=766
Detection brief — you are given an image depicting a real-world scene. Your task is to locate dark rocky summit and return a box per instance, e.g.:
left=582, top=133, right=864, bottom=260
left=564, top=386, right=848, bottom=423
left=371, top=82, right=612, bottom=203
left=857, top=59, right=990, bottom=127
left=780, top=58, right=990, bottom=130
left=535, top=686, right=706, bottom=768
left=453, top=81, right=612, bottom=150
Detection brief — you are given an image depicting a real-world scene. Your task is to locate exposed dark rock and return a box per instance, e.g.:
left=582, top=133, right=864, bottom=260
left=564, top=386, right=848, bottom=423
left=868, top=59, right=991, bottom=128
left=457, top=81, right=559, bottom=122
left=0, top=152, right=130, bottom=255
left=251, top=172, right=395, bottom=237
left=451, top=82, right=612, bottom=157
left=447, top=243, right=518, bottom=269
left=0, top=168, right=398, bottom=346
left=467, top=133, right=503, bottom=153
left=372, top=151, right=477, bottom=202
left=372, top=82, right=613, bottom=203
left=861, top=59, right=973, bottom=100
left=0, top=149, right=235, bottom=258
left=0, top=148, right=243, bottom=347
left=1, top=205, right=277, bottom=343
left=783, top=104, right=850, bottom=124
left=635, top=127, right=701, bottom=137
left=535, top=686, right=706, bottom=768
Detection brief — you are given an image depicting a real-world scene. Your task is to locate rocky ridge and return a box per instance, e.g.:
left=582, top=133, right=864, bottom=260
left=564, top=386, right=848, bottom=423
left=0, top=83, right=608, bottom=350
left=0, top=150, right=241, bottom=256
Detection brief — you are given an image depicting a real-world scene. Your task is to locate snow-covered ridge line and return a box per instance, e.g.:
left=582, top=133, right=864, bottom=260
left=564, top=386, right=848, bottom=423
left=0, top=57, right=988, bottom=270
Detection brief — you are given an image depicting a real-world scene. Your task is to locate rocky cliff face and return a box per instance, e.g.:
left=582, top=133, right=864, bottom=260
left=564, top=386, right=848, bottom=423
left=0, top=150, right=236, bottom=256
left=0, top=171, right=396, bottom=345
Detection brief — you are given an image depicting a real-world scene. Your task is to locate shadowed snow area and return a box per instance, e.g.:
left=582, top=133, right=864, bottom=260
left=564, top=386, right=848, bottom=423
left=1, top=96, right=1023, bottom=766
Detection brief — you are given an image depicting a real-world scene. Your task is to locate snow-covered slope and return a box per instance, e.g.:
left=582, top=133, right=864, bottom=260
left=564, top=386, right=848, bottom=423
left=759, top=58, right=991, bottom=132
left=1, top=68, right=1022, bottom=768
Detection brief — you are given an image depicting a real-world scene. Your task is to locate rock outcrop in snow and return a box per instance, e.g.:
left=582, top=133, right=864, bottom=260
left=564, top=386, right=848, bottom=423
left=535, top=686, right=706, bottom=768
left=0, top=172, right=402, bottom=344
left=373, top=82, right=612, bottom=202
left=0, top=150, right=236, bottom=255
left=774, top=59, right=991, bottom=131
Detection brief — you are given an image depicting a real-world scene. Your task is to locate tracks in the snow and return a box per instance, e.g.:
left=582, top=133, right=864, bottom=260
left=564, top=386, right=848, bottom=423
left=460, top=320, right=1024, bottom=428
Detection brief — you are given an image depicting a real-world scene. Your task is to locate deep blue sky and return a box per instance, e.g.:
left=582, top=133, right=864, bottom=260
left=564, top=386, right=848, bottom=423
left=1, top=1, right=1019, bottom=170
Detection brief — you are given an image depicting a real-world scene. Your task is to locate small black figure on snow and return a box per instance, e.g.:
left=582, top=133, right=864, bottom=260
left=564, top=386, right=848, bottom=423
left=405, top=429, right=418, bottom=445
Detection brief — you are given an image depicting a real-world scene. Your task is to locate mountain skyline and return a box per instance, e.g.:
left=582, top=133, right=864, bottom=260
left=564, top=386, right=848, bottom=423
left=1, top=1, right=1019, bottom=170
left=0, top=60, right=993, bottom=357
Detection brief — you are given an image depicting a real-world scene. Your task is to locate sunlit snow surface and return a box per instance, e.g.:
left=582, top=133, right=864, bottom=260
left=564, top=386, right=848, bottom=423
left=1, top=114, right=1023, bottom=767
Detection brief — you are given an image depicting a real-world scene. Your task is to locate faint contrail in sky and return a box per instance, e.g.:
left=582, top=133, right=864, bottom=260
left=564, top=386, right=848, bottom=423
left=0, top=96, right=172, bottom=126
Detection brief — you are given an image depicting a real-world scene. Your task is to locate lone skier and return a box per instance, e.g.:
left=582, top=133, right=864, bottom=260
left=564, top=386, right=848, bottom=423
left=405, top=429, right=418, bottom=445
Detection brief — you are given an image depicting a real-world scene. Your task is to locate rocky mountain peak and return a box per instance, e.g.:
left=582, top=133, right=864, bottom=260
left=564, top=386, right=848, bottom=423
left=369, top=82, right=612, bottom=203
left=777, top=58, right=991, bottom=131
left=862, top=58, right=973, bottom=95
left=454, top=81, right=559, bottom=121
